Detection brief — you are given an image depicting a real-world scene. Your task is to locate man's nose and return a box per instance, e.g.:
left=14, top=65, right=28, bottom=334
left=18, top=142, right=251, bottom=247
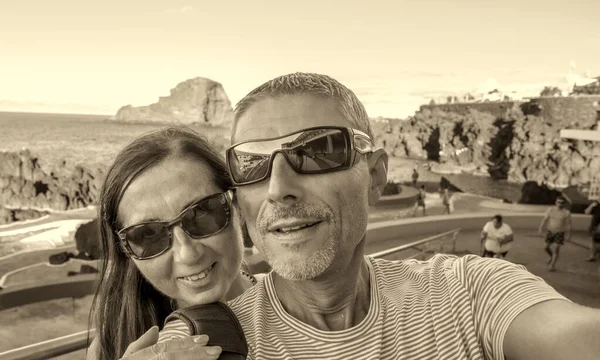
left=171, top=226, right=204, bottom=265
left=266, top=153, right=304, bottom=205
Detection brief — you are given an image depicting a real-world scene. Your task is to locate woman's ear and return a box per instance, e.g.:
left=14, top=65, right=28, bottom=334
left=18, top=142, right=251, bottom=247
left=367, top=149, right=388, bottom=206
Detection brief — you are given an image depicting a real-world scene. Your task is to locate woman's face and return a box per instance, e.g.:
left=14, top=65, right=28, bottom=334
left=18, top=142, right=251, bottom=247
left=117, top=156, right=243, bottom=307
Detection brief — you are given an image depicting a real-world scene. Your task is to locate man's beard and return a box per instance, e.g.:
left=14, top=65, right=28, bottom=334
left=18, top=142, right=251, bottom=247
left=254, top=201, right=339, bottom=280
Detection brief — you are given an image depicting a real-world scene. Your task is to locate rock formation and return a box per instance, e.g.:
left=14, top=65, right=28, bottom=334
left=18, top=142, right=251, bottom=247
left=0, top=149, right=105, bottom=223
left=374, top=95, right=600, bottom=192
left=114, top=77, right=234, bottom=126
left=74, top=218, right=101, bottom=259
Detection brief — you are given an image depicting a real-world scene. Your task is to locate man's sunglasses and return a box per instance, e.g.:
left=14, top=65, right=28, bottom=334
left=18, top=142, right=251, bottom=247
left=226, top=126, right=374, bottom=186
left=117, top=192, right=232, bottom=260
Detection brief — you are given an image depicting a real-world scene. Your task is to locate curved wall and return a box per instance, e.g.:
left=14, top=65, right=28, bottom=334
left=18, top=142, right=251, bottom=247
left=367, top=212, right=593, bottom=244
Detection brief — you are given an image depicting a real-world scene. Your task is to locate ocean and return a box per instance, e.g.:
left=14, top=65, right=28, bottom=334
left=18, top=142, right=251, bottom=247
left=0, top=111, right=230, bottom=169
left=0, top=111, right=232, bottom=257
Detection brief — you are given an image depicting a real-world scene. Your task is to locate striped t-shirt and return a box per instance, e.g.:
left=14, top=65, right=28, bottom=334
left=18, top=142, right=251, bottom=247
left=159, top=254, right=566, bottom=359
left=228, top=254, right=566, bottom=360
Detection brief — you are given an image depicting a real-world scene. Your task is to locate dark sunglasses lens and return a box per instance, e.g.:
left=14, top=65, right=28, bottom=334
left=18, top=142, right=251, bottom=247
left=181, top=194, right=230, bottom=237
left=229, top=128, right=350, bottom=183
left=284, top=129, right=348, bottom=172
left=125, top=223, right=170, bottom=258
left=229, top=150, right=271, bottom=184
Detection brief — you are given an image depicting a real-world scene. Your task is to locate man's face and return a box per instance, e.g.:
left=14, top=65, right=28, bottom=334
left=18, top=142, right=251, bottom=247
left=232, top=94, right=379, bottom=280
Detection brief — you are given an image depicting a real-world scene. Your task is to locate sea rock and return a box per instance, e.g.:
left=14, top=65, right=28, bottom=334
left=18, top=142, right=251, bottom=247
left=114, top=77, right=234, bottom=126
left=74, top=218, right=101, bottom=259
left=519, top=181, right=562, bottom=205
left=0, top=150, right=106, bottom=220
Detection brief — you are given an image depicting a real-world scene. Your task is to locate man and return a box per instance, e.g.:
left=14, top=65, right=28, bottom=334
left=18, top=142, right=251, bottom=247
left=441, top=187, right=452, bottom=214
left=124, top=73, right=600, bottom=359
left=584, top=200, right=600, bottom=262
left=480, top=214, right=513, bottom=259
left=538, top=196, right=572, bottom=271
left=411, top=167, right=419, bottom=187
left=412, top=184, right=427, bottom=217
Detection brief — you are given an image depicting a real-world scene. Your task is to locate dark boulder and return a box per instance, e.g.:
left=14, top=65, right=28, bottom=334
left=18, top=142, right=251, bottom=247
left=518, top=181, right=562, bottom=205
left=74, top=218, right=101, bottom=260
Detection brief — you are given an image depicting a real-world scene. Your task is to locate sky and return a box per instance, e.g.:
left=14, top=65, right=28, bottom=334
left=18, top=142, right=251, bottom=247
left=1, top=0, right=599, bottom=118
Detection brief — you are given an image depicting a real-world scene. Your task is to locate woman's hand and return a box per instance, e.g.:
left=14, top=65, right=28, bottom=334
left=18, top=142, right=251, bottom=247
left=120, top=326, right=222, bottom=360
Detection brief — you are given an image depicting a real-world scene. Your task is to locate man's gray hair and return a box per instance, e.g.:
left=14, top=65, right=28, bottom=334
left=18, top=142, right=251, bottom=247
left=232, top=72, right=374, bottom=140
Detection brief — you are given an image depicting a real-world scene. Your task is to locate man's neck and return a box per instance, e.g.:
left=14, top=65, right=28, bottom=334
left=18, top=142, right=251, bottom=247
left=272, top=243, right=371, bottom=331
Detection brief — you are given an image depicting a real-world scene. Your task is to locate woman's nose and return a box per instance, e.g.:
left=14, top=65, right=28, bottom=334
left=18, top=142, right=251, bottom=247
left=171, top=226, right=204, bottom=265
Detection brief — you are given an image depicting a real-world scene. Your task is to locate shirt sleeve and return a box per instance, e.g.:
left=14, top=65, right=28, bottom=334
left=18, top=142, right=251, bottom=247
left=158, top=319, right=192, bottom=343
left=453, top=255, right=568, bottom=360
left=482, top=222, right=491, bottom=233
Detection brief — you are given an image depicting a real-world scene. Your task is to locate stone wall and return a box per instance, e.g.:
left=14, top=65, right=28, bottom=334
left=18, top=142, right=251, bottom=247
left=419, top=101, right=522, bottom=119
left=528, top=95, right=600, bottom=126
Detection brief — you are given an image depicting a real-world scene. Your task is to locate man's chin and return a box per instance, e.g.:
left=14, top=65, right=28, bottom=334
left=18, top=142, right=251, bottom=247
left=268, top=251, right=334, bottom=281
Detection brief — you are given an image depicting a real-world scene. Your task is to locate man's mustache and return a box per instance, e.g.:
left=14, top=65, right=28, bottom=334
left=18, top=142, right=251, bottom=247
left=257, top=202, right=333, bottom=232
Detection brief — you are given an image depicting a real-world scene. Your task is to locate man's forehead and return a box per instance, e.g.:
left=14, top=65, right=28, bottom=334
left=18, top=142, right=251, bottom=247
left=232, top=94, right=351, bottom=143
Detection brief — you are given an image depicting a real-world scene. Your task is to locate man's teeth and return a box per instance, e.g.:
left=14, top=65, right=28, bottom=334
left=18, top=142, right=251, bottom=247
left=182, top=264, right=214, bottom=281
left=277, top=222, right=317, bottom=233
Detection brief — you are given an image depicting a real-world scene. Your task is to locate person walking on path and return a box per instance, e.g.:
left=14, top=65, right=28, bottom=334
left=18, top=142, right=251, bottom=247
left=480, top=214, right=514, bottom=259
left=584, top=200, right=600, bottom=262
left=412, top=185, right=427, bottom=217
left=441, top=188, right=452, bottom=214
left=538, top=196, right=571, bottom=272
left=411, top=167, right=419, bottom=187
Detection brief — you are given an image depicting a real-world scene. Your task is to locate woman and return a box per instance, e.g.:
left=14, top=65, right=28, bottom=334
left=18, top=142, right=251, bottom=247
left=87, top=126, right=256, bottom=360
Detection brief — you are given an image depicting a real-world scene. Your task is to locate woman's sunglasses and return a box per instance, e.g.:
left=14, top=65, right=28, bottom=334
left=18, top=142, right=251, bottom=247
left=226, top=126, right=374, bottom=186
left=117, top=191, right=233, bottom=260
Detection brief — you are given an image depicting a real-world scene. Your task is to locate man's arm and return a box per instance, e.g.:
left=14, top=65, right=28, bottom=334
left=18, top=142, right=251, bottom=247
left=584, top=201, right=598, bottom=215
left=480, top=231, right=488, bottom=255
left=565, top=211, right=572, bottom=241
left=504, top=300, right=600, bottom=360
left=500, top=232, right=514, bottom=245
left=538, top=209, right=549, bottom=234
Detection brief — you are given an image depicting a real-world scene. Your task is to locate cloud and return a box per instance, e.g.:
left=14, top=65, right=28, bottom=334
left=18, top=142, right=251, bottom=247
left=165, top=5, right=193, bottom=13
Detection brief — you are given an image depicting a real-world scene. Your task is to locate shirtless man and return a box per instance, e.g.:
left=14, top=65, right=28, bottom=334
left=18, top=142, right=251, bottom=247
left=538, top=196, right=571, bottom=271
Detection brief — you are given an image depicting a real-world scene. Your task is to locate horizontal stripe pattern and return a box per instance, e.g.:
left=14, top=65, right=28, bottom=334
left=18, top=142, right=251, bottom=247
left=227, top=254, right=566, bottom=360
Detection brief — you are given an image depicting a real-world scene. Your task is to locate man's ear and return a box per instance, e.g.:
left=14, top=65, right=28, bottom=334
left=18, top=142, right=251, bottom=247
left=367, top=149, right=388, bottom=206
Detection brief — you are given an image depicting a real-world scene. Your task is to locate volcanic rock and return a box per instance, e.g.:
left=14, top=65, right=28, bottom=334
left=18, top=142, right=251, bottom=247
left=114, top=77, right=234, bottom=126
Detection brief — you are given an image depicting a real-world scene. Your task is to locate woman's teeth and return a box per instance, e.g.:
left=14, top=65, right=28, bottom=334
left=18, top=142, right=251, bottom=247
left=182, top=264, right=214, bottom=281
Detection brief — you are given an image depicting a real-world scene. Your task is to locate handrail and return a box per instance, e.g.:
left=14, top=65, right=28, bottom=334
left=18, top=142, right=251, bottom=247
left=0, top=329, right=95, bottom=360
left=0, top=274, right=98, bottom=310
left=370, top=228, right=461, bottom=259
left=0, top=228, right=461, bottom=360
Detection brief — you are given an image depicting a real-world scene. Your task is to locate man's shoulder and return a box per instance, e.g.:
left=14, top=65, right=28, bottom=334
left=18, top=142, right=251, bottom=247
left=482, top=221, right=493, bottom=231
left=369, top=254, right=460, bottom=279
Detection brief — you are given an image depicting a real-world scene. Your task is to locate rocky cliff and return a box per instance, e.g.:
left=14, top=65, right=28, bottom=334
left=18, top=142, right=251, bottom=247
left=114, top=77, right=234, bottom=126
left=374, top=95, right=600, bottom=188
left=0, top=150, right=105, bottom=224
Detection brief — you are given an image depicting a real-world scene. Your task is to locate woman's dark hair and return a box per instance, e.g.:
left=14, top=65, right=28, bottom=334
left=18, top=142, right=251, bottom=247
left=88, top=126, right=232, bottom=360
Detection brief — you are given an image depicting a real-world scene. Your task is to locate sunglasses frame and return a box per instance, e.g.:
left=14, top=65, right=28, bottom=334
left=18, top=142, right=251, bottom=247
left=226, top=126, right=374, bottom=186
left=116, top=191, right=233, bottom=260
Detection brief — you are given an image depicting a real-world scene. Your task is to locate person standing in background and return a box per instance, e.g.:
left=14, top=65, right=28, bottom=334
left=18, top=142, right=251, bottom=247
left=584, top=200, right=600, bottom=262
left=538, top=196, right=571, bottom=271
left=481, top=214, right=513, bottom=259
